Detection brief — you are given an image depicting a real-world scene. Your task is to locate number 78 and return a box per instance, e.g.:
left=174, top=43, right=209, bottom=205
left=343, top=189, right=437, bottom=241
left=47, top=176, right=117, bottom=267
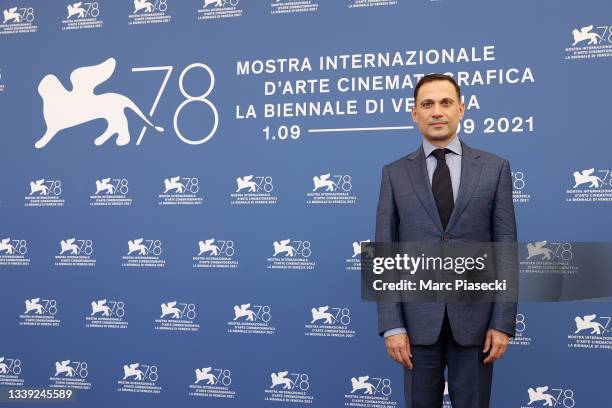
left=131, top=64, right=218, bottom=146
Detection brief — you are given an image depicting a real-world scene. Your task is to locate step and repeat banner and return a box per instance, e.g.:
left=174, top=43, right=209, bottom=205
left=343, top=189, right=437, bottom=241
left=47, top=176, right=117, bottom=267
left=1, top=0, right=611, bottom=407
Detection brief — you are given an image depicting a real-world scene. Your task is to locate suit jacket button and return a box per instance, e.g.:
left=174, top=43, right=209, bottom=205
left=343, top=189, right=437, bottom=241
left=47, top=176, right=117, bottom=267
left=442, top=234, right=449, bottom=241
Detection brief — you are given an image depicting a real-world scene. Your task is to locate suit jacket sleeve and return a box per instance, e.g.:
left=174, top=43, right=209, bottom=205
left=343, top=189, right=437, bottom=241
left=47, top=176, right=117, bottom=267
left=489, top=159, right=519, bottom=337
left=375, top=165, right=406, bottom=336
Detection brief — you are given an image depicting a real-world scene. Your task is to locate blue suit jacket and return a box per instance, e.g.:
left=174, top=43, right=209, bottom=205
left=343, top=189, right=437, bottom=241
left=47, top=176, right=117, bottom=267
left=375, top=140, right=518, bottom=346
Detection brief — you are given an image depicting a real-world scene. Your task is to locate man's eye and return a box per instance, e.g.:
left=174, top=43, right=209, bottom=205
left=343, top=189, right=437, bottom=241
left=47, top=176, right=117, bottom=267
left=441, top=101, right=451, bottom=106
left=422, top=102, right=433, bottom=108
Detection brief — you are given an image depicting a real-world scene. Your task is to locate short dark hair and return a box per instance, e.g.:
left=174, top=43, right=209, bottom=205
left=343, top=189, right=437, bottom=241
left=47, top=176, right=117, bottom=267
left=414, top=73, right=461, bottom=103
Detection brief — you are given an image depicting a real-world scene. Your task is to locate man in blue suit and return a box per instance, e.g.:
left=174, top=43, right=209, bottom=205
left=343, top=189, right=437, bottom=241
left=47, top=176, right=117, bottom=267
left=376, top=74, right=517, bottom=408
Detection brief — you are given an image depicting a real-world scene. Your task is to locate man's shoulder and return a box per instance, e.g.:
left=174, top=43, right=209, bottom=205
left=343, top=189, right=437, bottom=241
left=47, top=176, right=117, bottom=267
left=466, top=143, right=508, bottom=166
left=382, top=147, right=421, bottom=171
left=384, top=154, right=410, bottom=169
left=380, top=141, right=510, bottom=173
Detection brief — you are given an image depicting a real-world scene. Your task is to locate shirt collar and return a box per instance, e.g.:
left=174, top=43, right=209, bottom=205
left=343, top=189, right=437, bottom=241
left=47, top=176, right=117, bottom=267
left=422, top=135, right=462, bottom=158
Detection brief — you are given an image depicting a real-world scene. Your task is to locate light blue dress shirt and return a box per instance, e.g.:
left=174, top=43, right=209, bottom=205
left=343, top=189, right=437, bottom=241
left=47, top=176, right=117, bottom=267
left=382, top=135, right=463, bottom=338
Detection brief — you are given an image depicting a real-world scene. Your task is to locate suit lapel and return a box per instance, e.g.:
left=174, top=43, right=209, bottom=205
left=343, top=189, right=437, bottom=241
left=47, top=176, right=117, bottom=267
left=402, top=140, right=483, bottom=235
left=445, top=141, right=483, bottom=232
left=403, top=148, right=444, bottom=233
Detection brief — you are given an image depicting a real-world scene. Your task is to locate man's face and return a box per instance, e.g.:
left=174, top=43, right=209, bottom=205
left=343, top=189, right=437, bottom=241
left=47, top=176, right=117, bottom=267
left=411, top=80, right=465, bottom=145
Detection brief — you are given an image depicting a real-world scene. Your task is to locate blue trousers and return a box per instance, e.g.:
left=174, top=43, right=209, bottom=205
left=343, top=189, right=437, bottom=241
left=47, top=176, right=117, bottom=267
left=403, top=308, right=493, bottom=408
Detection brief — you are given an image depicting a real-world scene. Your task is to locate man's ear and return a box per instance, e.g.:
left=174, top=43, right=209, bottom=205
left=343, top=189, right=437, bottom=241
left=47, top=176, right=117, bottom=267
left=411, top=107, right=417, bottom=122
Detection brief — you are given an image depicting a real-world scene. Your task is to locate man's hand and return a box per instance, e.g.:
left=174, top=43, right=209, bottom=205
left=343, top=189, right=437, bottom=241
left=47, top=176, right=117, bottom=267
left=384, top=333, right=413, bottom=369
left=482, top=329, right=509, bottom=364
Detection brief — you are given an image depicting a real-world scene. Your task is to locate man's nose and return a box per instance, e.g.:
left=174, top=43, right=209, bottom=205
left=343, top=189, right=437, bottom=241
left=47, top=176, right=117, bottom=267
left=432, top=103, right=443, bottom=116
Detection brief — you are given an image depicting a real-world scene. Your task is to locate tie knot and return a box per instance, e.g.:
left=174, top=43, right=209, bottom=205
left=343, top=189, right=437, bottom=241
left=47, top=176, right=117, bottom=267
left=432, top=148, right=451, bottom=161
